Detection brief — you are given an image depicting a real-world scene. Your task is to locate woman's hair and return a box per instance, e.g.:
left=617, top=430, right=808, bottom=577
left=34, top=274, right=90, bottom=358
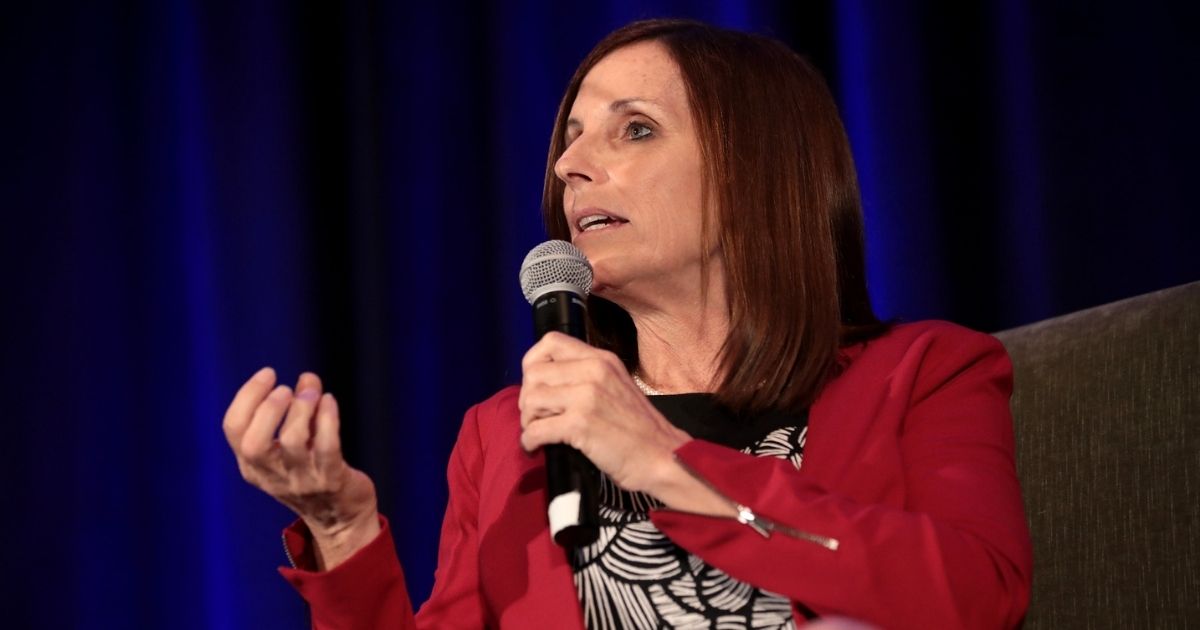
left=542, top=19, right=888, bottom=414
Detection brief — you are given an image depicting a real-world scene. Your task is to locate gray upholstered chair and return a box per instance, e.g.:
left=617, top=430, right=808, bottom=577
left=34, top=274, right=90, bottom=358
left=994, top=281, right=1199, bottom=628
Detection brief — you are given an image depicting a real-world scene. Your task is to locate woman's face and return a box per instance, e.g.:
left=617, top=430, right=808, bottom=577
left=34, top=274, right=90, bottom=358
left=555, top=41, right=712, bottom=300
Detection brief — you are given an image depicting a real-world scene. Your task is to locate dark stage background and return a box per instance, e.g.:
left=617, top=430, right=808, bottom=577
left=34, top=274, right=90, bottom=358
left=3, top=1, right=1196, bottom=627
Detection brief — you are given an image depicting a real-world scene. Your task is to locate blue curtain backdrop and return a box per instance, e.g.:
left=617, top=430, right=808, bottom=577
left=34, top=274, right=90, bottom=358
left=3, top=1, right=1195, bottom=627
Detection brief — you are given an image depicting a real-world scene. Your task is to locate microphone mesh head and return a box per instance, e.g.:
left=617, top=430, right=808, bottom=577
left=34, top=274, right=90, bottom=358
left=519, top=240, right=593, bottom=304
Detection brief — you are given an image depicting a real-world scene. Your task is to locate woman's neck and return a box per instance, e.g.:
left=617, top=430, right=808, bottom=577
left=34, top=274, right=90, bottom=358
left=620, top=271, right=730, bottom=395
left=631, top=315, right=727, bottom=394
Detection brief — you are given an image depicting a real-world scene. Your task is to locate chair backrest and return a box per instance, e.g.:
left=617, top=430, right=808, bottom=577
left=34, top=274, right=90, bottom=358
left=995, top=281, right=1199, bottom=628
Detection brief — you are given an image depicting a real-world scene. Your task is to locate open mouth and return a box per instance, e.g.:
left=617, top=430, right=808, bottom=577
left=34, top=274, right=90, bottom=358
left=577, top=214, right=629, bottom=232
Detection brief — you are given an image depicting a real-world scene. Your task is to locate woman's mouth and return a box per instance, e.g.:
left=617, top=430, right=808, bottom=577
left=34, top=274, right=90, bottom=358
left=577, top=214, right=629, bottom=232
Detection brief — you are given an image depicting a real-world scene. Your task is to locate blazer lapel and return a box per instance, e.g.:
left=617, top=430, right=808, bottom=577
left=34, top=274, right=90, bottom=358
left=479, top=449, right=586, bottom=628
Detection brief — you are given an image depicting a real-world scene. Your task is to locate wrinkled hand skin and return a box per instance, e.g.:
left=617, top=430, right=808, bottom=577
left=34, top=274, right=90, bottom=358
left=223, top=367, right=380, bottom=570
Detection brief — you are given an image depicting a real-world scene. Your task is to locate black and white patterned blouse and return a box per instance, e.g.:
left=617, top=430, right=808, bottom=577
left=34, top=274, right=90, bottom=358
left=571, top=394, right=809, bottom=630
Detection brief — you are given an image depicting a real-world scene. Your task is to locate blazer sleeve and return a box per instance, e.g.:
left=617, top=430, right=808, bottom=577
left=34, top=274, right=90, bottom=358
left=279, top=516, right=416, bottom=629
left=648, top=328, right=1033, bottom=629
left=277, top=402, right=490, bottom=630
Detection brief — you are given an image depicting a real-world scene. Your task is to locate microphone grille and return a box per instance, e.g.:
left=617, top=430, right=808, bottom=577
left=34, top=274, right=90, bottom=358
left=519, top=240, right=594, bottom=304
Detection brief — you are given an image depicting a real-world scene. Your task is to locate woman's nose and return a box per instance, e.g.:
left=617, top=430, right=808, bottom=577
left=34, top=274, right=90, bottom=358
left=554, top=136, right=603, bottom=186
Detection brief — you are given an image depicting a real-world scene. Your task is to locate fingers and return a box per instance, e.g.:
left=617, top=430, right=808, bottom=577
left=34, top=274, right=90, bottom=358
left=522, top=356, right=613, bottom=388
left=519, top=359, right=602, bottom=417
left=519, top=380, right=602, bottom=428
left=276, top=372, right=324, bottom=465
left=241, top=384, right=293, bottom=459
left=294, top=371, right=323, bottom=395
left=520, top=408, right=585, bottom=453
left=278, top=386, right=322, bottom=466
left=519, top=338, right=628, bottom=424
left=312, top=393, right=343, bottom=472
left=223, top=367, right=277, bottom=448
left=226, top=368, right=337, bottom=470
left=521, top=331, right=622, bottom=371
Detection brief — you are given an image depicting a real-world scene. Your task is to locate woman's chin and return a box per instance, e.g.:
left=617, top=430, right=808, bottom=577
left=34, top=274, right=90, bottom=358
left=588, top=257, right=677, bottom=304
left=589, top=276, right=618, bottom=298
left=590, top=274, right=640, bottom=306
left=587, top=269, right=628, bottom=303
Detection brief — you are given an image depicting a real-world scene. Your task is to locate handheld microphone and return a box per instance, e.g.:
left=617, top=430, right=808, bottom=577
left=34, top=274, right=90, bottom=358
left=519, top=240, right=600, bottom=547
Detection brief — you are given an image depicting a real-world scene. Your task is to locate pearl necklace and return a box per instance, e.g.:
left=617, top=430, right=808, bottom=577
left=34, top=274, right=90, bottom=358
left=631, top=371, right=664, bottom=396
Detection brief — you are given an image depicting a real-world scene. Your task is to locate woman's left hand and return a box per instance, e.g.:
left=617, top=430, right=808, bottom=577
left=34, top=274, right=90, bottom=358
left=519, top=332, right=691, bottom=495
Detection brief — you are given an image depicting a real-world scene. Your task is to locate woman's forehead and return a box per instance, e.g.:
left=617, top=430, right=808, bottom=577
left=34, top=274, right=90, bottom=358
left=573, top=41, right=687, bottom=114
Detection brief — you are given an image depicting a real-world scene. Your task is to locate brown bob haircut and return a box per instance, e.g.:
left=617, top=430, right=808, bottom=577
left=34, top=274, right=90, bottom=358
left=541, top=19, right=887, bottom=415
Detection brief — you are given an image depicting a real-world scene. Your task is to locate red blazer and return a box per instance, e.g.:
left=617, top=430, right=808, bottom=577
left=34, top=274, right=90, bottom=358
left=280, top=321, right=1033, bottom=629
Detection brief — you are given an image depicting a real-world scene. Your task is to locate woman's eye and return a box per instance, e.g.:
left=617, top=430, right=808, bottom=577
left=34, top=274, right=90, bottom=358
left=626, top=122, right=653, bottom=141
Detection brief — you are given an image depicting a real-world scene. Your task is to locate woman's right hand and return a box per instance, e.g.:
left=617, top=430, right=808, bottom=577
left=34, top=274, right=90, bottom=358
left=223, top=367, right=381, bottom=570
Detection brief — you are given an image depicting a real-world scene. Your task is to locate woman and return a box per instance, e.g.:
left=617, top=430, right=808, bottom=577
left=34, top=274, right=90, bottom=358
left=223, top=19, right=1032, bottom=629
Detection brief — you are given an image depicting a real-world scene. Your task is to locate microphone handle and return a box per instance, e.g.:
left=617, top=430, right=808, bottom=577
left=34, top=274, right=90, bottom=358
left=532, top=291, right=600, bottom=547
